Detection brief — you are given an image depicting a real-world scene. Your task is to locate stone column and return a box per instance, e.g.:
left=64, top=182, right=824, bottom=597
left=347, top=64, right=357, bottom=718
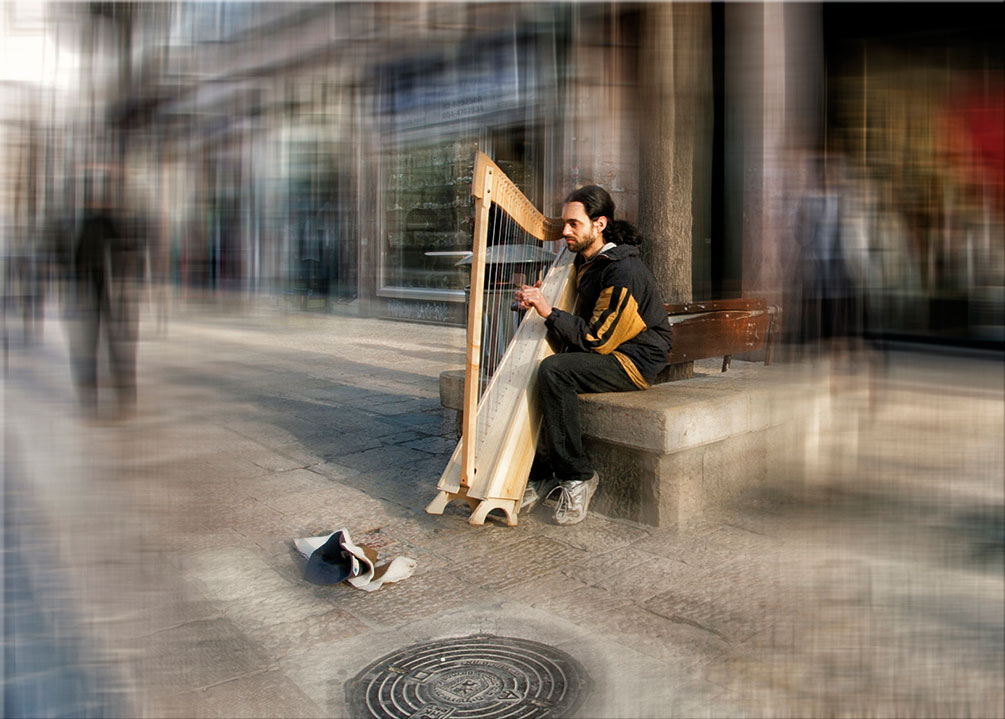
left=637, top=3, right=713, bottom=380
left=561, top=6, right=642, bottom=219
left=726, top=2, right=823, bottom=309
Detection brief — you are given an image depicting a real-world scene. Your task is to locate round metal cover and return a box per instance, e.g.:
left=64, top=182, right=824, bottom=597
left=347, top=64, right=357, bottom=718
left=346, top=633, right=592, bottom=719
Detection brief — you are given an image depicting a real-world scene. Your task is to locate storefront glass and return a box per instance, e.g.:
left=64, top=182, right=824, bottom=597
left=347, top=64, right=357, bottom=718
left=375, top=29, right=556, bottom=314
left=381, top=137, right=479, bottom=296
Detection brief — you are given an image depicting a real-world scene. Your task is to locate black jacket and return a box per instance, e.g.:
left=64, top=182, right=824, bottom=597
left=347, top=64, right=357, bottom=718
left=545, top=244, right=672, bottom=387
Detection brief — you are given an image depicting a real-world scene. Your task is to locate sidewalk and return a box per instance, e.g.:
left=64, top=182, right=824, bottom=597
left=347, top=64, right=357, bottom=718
left=2, top=299, right=1002, bottom=718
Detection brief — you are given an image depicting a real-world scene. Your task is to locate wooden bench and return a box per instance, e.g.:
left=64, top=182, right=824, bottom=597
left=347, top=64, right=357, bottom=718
left=663, top=298, right=780, bottom=376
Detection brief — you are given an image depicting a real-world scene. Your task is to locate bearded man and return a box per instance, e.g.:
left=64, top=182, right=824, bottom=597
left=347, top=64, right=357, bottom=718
left=515, top=185, right=672, bottom=524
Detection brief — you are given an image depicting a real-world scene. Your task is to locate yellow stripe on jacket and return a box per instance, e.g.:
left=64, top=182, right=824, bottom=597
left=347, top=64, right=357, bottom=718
left=612, top=351, right=650, bottom=389
left=583, top=286, right=648, bottom=354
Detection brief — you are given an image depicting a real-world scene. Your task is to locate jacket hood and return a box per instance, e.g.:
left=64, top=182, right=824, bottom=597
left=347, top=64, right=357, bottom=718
left=600, top=244, right=640, bottom=261
left=576, top=242, right=639, bottom=268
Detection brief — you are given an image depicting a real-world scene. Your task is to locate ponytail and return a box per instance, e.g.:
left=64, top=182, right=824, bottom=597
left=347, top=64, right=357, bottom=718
left=605, top=219, right=643, bottom=246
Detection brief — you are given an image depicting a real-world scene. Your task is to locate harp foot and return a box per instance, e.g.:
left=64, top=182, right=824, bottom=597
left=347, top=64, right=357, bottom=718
left=469, top=499, right=518, bottom=527
left=425, top=490, right=453, bottom=515
left=426, top=489, right=480, bottom=516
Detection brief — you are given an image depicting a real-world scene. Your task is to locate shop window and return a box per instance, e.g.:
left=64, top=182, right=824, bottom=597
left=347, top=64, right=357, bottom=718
left=379, top=129, right=540, bottom=300
left=381, top=138, right=477, bottom=296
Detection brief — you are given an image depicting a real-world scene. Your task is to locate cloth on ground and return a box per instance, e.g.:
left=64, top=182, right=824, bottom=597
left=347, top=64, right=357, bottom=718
left=293, top=528, right=416, bottom=591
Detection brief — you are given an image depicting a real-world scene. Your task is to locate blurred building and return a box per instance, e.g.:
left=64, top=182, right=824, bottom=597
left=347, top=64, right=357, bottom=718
left=3, top=2, right=1002, bottom=346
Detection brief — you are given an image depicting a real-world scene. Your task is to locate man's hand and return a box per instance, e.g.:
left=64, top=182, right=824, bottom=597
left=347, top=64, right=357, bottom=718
left=514, top=280, right=553, bottom=319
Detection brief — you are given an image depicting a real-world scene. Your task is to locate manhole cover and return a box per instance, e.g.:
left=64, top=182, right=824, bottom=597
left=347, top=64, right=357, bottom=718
left=346, top=633, right=592, bottom=718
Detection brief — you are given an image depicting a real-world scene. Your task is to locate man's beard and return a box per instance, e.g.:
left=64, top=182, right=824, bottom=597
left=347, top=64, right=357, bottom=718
left=566, top=227, right=600, bottom=254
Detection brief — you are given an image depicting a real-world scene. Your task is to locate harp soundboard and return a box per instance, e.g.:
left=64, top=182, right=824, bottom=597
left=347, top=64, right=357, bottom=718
left=426, top=152, right=576, bottom=525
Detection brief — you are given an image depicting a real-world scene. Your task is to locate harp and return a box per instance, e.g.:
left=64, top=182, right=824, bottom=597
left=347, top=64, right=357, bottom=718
left=426, top=152, right=576, bottom=526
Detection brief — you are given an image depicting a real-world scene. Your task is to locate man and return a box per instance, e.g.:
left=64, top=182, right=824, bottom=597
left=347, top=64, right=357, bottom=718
left=68, top=164, right=144, bottom=420
left=515, top=185, right=672, bottom=524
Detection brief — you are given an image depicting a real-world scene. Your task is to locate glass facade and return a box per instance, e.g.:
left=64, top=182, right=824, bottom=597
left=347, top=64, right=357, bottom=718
left=381, top=138, right=479, bottom=296
left=373, top=25, right=558, bottom=321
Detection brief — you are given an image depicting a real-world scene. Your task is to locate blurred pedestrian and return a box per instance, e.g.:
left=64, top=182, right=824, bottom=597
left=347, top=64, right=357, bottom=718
left=67, top=164, right=144, bottom=419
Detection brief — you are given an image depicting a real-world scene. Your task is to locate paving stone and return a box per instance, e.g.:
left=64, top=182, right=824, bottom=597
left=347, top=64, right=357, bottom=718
left=262, top=484, right=385, bottom=527
left=335, top=444, right=434, bottom=474
left=197, top=452, right=280, bottom=483
left=631, top=529, right=745, bottom=570
left=398, top=434, right=457, bottom=455
left=125, top=425, right=239, bottom=464
left=216, top=586, right=366, bottom=659
left=387, top=409, right=453, bottom=430
left=214, top=418, right=307, bottom=450
left=229, top=501, right=314, bottom=552
left=302, top=459, right=362, bottom=482
left=154, top=669, right=325, bottom=718
left=591, top=605, right=730, bottom=668
left=371, top=428, right=427, bottom=445
left=532, top=582, right=635, bottom=617
left=6, top=307, right=1003, bottom=719
left=703, top=522, right=787, bottom=552
left=495, top=569, right=587, bottom=605
left=388, top=514, right=530, bottom=562
left=108, top=587, right=223, bottom=642
left=349, top=396, right=423, bottom=416
left=277, top=629, right=414, bottom=716
left=183, top=546, right=296, bottom=604
left=559, top=546, right=668, bottom=587
left=641, top=589, right=761, bottom=644
left=557, top=633, right=730, bottom=719
left=237, top=468, right=329, bottom=502
left=130, top=617, right=272, bottom=693
left=453, top=535, right=589, bottom=591
left=590, top=553, right=705, bottom=604
left=159, top=526, right=251, bottom=557
left=313, top=431, right=387, bottom=458
left=525, top=512, right=653, bottom=552
left=333, top=568, right=496, bottom=628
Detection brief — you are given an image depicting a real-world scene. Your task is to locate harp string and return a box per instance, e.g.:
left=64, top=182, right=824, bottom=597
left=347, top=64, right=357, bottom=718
left=471, top=178, right=557, bottom=454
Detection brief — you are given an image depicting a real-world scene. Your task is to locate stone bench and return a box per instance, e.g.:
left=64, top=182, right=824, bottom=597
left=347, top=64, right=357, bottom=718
left=579, top=359, right=826, bottom=526
left=439, top=358, right=827, bottom=527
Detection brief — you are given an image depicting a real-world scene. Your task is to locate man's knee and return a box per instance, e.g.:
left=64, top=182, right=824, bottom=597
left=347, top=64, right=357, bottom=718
left=538, top=353, right=578, bottom=387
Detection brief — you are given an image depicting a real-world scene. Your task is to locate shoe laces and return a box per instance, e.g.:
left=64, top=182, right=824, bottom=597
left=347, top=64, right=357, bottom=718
left=553, top=484, right=576, bottom=522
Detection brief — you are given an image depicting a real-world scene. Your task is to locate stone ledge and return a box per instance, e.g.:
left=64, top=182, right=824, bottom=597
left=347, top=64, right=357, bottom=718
left=581, top=361, right=827, bottom=526
left=579, top=360, right=822, bottom=454
left=439, top=359, right=828, bottom=526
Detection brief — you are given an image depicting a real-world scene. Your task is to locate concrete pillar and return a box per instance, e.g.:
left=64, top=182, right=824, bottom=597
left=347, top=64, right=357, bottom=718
left=637, top=3, right=712, bottom=303
left=725, top=3, right=823, bottom=307
left=562, top=6, right=641, bottom=219
left=637, top=3, right=713, bottom=381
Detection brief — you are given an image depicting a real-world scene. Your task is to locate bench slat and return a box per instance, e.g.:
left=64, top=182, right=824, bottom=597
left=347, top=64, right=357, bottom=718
left=666, top=310, right=772, bottom=364
left=665, top=298, right=766, bottom=315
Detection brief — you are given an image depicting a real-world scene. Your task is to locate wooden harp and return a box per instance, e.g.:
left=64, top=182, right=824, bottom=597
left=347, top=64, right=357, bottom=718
left=426, top=152, right=576, bottom=525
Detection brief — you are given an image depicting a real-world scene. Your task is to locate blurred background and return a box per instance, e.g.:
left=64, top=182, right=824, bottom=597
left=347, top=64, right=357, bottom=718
left=0, top=1, right=1001, bottom=342
left=1, top=4, right=1002, bottom=718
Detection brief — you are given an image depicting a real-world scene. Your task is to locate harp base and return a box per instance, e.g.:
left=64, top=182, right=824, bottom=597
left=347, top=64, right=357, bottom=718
left=425, top=490, right=519, bottom=527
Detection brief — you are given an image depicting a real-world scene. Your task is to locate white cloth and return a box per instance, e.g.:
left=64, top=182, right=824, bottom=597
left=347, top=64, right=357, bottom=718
left=294, top=529, right=416, bottom=591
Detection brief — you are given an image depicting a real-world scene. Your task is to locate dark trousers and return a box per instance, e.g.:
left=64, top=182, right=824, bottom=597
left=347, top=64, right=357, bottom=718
left=536, top=352, right=639, bottom=482
left=70, top=275, right=139, bottom=413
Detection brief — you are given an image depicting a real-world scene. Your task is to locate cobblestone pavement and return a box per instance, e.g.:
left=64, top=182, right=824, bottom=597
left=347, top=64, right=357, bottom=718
left=2, top=298, right=1002, bottom=718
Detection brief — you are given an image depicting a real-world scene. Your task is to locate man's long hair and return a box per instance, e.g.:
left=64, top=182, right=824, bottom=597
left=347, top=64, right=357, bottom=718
left=564, top=185, right=643, bottom=246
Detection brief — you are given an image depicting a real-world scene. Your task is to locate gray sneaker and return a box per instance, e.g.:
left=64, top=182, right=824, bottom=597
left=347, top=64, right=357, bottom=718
left=552, top=472, right=599, bottom=525
left=521, top=476, right=559, bottom=513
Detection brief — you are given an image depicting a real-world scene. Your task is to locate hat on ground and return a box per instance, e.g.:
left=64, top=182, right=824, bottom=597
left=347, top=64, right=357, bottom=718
left=297, top=529, right=372, bottom=586
left=293, top=528, right=416, bottom=590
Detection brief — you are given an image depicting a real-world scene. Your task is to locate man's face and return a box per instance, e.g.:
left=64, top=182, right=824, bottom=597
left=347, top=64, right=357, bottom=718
left=561, top=201, right=606, bottom=256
